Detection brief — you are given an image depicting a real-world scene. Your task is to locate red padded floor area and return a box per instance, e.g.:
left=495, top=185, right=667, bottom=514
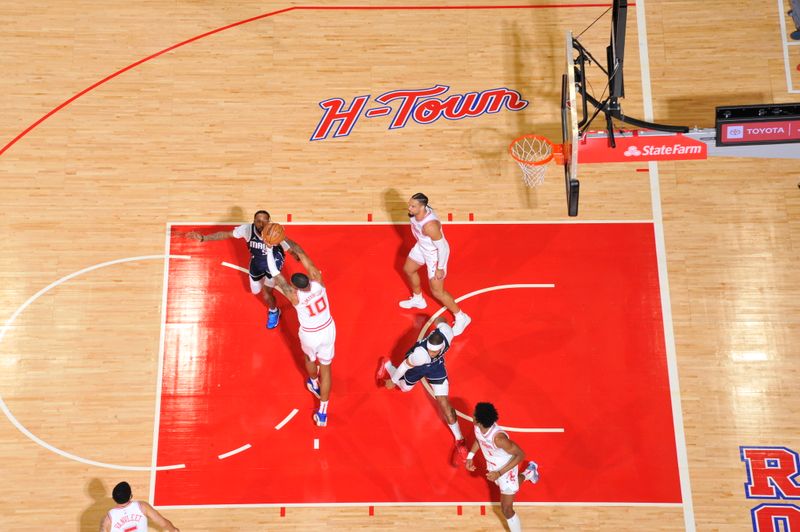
left=153, top=222, right=681, bottom=506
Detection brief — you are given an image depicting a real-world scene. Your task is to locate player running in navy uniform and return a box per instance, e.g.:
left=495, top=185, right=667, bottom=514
left=376, top=316, right=469, bottom=462
left=185, top=210, right=319, bottom=328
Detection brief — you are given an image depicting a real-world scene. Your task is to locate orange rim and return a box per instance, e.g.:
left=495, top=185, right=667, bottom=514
left=508, top=134, right=556, bottom=166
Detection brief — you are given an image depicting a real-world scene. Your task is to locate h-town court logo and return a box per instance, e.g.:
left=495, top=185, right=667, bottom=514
left=740, top=446, right=800, bottom=531
left=310, top=85, right=528, bottom=141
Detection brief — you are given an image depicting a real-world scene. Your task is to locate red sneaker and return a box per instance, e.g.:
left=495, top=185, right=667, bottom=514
left=454, top=439, right=469, bottom=464
left=375, top=357, right=390, bottom=386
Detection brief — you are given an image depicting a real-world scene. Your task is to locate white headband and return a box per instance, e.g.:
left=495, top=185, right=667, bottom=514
left=427, top=341, right=445, bottom=352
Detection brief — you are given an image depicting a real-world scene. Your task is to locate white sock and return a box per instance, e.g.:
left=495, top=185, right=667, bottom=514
left=506, top=512, right=521, bottom=532
left=455, top=311, right=466, bottom=319
left=385, top=361, right=397, bottom=376
left=319, top=401, right=328, bottom=414
left=412, top=292, right=423, bottom=299
left=448, top=421, right=463, bottom=441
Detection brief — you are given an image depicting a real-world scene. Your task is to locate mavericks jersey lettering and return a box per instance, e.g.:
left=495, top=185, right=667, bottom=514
left=233, top=223, right=290, bottom=280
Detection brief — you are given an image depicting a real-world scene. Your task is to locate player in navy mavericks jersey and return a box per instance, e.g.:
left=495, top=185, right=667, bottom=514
left=376, top=316, right=469, bottom=463
left=185, top=210, right=320, bottom=328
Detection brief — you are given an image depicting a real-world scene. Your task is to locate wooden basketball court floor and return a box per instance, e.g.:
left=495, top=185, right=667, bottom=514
left=0, top=1, right=798, bottom=530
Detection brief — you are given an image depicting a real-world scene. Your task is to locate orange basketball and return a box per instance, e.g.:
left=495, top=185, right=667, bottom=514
left=262, top=222, right=285, bottom=246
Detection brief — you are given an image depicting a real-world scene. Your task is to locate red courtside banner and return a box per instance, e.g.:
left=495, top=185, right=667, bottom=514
left=578, top=130, right=708, bottom=163
left=719, top=120, right=800, bottom=144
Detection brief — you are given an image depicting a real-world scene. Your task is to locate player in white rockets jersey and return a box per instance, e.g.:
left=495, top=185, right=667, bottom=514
left=273, top=271, right=335, bottom=426
left=465, top=402, right=539, bottom=532
left=100, top=481, right=179, bottom=532
left=398, top=192, right=471, bottom=336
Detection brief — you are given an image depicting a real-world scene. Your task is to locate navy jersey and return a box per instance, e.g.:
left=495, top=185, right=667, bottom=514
left=401, top=327, right=452, bottom=385
left=233, top=223, right=288, bottom=280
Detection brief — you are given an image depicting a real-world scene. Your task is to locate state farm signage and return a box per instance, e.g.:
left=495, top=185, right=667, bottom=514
left=578, top=131, right=708, bottom=163
left=718, top=119, right=800, bottom=145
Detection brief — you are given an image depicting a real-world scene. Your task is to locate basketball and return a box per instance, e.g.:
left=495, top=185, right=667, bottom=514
left=262, top=222, right=285, bottom=246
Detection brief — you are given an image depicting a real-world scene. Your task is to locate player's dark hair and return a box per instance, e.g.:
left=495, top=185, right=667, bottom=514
left=254, top=210, right=271, bottom=220
left=428, top=330, right=445, bottom=348
left=291, top=273, right=310, bottom=289
left=112, top=481, right=132, bottom=504
left=474, top=402, right=499, bottom=428
left=411, top=192, right=429, bottom=207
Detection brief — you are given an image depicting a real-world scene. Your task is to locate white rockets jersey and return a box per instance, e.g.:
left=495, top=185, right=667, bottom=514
left=409, top=207, right=442, bottom=253
left=475, top=423, right=514, bottom=472
left=107, top=501, right=147, bottom=532
left=294, top=281, right=333, bottom=332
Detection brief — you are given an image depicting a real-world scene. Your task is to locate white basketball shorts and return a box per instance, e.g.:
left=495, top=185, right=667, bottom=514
left=408, top=243, right=445, bottom=280
left=299, top=321, right=336, bottom=365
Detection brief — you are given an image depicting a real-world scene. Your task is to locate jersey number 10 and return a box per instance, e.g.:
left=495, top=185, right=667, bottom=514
left=306, top=297, right=328, bottom=317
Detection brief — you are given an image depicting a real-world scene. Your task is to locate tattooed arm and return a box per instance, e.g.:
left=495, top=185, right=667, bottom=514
left=271, top=274, right=299, bottom=305
left=284, top=238, right=322, bottom=282
left=183, top=230, right=234, bottom=242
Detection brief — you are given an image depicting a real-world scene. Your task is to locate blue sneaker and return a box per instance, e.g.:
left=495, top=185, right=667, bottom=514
left=306, top=378, right=321, bottom=399
left=522, top=461, right=540, bottom=484
left=313, top=411, right=327, bottom=427
left=266, top=308, right=281, bottom=329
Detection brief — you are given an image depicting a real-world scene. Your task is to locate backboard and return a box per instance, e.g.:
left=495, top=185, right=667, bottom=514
left=561, top=30, right=581, bottom=216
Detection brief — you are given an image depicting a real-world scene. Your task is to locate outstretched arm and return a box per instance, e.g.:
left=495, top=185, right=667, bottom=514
left=284, top=238, right=322, bottom=281
left=183, top=230, right=234, bottom=242
left=140, top=501, right=180, bottom=532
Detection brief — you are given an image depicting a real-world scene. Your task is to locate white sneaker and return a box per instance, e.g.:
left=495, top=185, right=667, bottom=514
left=522, top=461, right=540, bottom=484
left=399, top=294, right=427, bottom=309
left=452, top=312, right=471, bottom=336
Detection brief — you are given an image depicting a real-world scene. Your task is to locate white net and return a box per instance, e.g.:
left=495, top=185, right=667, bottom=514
left=509, top=135, right=554, bottom=188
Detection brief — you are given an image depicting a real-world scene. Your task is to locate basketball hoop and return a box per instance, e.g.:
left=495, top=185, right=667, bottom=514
left=508, top=134, right=563, bottom=188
